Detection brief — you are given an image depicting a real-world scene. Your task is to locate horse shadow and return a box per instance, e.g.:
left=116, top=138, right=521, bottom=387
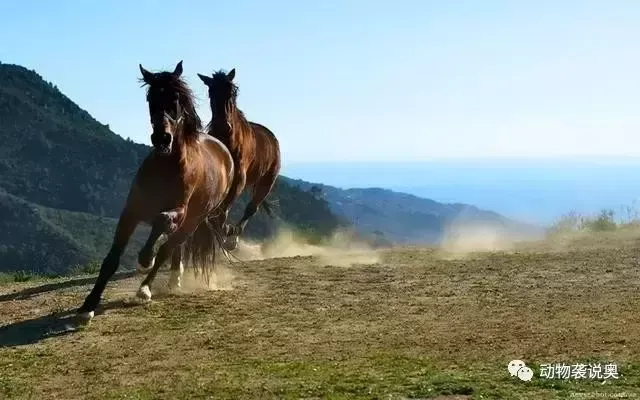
left=0, top=298, right=141, bottom=348
left=0, top=270, right=137, bottom=303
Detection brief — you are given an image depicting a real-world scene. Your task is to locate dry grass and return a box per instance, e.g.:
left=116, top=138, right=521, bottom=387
left=1, top=230, right=640, bottom=399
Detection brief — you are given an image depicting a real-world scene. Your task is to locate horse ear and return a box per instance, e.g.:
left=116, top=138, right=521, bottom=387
left=197, top=73, right=213, bottom=86
left=173, top=60, right=183, bottom=77
left=227, top=68, right=236, bottom=81
left=139, top=64, right=153, bottom=83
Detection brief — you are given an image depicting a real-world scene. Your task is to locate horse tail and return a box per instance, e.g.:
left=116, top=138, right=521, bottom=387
left=184, top=215, right=229, bottom=285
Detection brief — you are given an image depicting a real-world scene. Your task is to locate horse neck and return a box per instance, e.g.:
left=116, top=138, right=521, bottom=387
left=209, top=113, right=232, bottom=141
left=209, top=107, right=248, bottom=152
left=229, top=109, right=251, bottom=151
left=175, top=132, right=200, bottom=166
left=181, top=107, right=202, bottom=134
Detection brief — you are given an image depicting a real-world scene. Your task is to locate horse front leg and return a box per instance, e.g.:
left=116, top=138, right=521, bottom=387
left=77, top=205, right=141, bottom=322
left=223, top=169, right=247, bottom=251
left=136, top=207, right=186, bottom=274
left=137, top=214, right=199, bottom=301
left=168, top=243, right=184, bottom=291
left=234, top=172, right=278, bottom=240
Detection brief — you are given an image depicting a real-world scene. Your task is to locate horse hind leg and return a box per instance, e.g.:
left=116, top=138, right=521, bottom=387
left=215, top=211, right=239, bottom=252
left=230, top=174, right=279, bottom=248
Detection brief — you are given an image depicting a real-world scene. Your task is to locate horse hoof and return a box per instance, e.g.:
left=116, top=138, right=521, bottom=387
left=222, top=223, right=234, bottom=237
left=136, top=285, right=152, bottom=301
left=223, top=236, right=239, bottom=251
left=168, top=276, right=182, bottom=291
left=136, top=256, right=155, bottom=274
left=76, top=311, right=94, bottom=324
left=168, top=281, right=182, bottom=292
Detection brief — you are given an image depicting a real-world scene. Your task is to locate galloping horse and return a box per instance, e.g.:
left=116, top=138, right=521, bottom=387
left=197, top=69, right=281, bottom=250
left=77, top=61, right=234, bottom=321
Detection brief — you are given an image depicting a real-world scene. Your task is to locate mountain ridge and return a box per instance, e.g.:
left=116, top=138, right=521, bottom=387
left=284, top=178, right=542, bottom=244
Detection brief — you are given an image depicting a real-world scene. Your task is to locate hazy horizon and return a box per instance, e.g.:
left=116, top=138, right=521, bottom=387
left=282, top=159, right=640, bottom=226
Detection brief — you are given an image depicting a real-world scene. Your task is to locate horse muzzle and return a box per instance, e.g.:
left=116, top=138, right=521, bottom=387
left=151, top=132, right=173, bottom=155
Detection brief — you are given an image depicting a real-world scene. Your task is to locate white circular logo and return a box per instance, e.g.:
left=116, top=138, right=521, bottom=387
left=517, top=366, right=534, bottom=381
left=508, top=360, right=533, bottom=381
left=508, top=360, right=526, bottom=377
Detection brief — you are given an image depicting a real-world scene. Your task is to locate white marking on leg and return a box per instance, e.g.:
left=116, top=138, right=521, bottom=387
left=136, top=285, right=152, bottom=301
left=136, top=256, right=155, bottom=274
left=77, top=310, right=94, bottom=322
left=169, top=261, right=184, bottom=290
left=179, top=260, right=184, bottom=286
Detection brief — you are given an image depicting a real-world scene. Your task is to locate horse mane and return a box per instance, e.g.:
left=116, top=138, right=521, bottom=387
left=140, top=74, right=203, bottom=138
left=205, top=70, right=252, bottom=151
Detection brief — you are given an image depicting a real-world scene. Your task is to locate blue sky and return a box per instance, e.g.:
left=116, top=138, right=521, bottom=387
left=2, top=0, right=640, bottom=166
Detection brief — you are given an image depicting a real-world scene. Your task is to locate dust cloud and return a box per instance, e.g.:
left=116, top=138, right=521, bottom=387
left=229, top=227, right=382, bottom=267
left=438, top=220, right=530, bottom=259
left=140, top=227, right=382, bottom=296
left=181, top=264, right=235, bottom=292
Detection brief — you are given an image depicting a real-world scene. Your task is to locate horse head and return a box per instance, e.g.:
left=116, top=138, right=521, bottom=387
left=139, top=61, right=192, bottom=155
left=198, top=68, right=237, bottom=130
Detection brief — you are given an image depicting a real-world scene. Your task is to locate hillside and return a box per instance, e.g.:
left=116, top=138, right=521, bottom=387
left=0, top=189, right=150, bottom=275
left=285, top=178, right=543, bottom=244
left=0, top=63, right=149, bottom=216
left=0, top=63, right=343, bottom=273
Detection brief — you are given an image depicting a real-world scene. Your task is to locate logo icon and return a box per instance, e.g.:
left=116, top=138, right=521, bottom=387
left=508, top=360, right=533, bottom=381
left=517, top=366, right=534, bottom=381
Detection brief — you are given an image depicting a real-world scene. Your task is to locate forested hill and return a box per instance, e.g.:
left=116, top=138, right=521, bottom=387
left=0, top=62, right=149, bottom=216
left=0, top=62, right=343, bottom=274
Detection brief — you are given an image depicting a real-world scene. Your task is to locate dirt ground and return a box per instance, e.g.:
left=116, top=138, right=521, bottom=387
left=2, top=230, right=640, bottom=399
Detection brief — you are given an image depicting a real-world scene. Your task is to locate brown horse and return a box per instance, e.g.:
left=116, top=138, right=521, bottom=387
left=76, top=61, right=234, bottom=322
left=197, top=69, right=281, bottom=250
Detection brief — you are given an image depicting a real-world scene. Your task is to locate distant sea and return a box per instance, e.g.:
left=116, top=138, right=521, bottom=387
left=282, top=157, right=640, bottom=225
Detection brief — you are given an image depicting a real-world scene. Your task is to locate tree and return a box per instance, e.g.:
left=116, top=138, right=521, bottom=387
left=310, top=185, right=323, bottom=199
